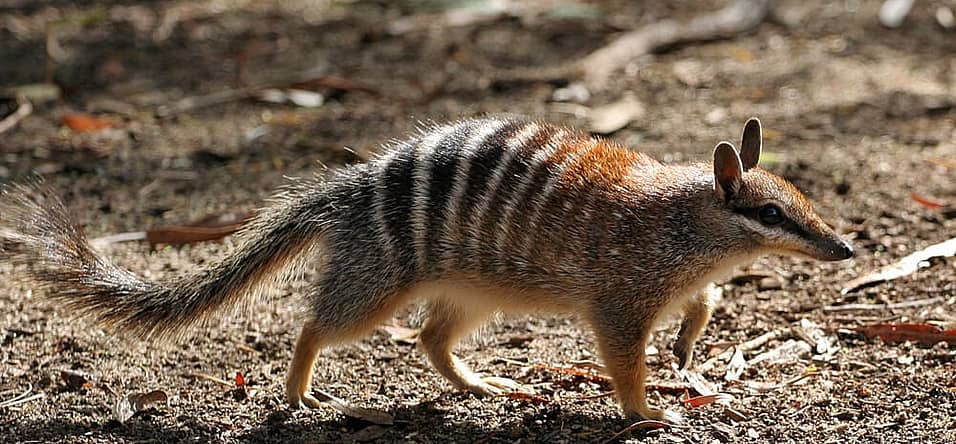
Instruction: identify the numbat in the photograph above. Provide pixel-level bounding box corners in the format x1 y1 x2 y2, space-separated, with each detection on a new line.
0 117 852 423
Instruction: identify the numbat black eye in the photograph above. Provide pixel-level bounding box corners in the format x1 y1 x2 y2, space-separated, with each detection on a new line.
757 204 784 225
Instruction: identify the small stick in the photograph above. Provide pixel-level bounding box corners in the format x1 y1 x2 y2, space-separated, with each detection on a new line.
0 98 33 134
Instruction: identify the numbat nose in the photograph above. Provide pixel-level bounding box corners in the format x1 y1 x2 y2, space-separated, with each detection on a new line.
839 241 854 260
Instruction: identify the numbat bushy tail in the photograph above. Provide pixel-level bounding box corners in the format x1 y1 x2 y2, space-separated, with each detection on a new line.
0 117 853 423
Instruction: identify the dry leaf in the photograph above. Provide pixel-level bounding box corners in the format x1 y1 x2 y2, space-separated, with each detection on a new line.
854 323 956 346
113 390 168 423
842 237 956 294
60 369 92 391
379 324 419 344
749 339 811 366
146 211 254 247
724 347 747 381
310 388 394 425
63 113 114 132
926 157 956 170
588 95 645 135
674 364 719 396
682 392 734 408
911 193 946 210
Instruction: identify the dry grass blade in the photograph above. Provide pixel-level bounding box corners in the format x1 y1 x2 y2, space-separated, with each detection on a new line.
0 97 32 134
842 237 956 294
0 384 44 409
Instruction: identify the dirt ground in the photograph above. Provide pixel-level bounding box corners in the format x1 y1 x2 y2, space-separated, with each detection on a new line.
1 1 955 443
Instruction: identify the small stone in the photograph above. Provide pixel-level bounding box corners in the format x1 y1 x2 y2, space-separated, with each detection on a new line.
758 277 782 291
937 7 955 28
705 108 728 125
879 0 914 28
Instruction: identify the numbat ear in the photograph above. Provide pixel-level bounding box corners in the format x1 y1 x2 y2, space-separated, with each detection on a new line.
739 117 762 171
714 141 743 201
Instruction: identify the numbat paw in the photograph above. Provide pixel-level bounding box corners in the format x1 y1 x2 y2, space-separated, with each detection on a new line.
466 376 524 396
673 340 694 370
287 392 324 410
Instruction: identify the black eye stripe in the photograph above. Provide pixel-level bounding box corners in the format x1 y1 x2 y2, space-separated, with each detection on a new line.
734 205 786 225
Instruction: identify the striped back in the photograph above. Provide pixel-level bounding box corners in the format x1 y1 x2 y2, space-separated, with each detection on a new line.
344 117 656 281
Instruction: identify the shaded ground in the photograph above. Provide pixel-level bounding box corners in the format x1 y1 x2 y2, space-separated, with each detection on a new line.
1 1 955 442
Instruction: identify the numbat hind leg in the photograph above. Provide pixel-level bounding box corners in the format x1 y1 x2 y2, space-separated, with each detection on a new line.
419 300 522 396
286 320 327 409
286 284 413 409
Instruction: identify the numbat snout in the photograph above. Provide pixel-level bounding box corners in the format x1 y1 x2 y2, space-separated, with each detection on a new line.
0 117 853 423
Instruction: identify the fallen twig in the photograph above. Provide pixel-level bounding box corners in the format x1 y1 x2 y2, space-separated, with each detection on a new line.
580 0 770 86
823 296 945 312
842 237 956 294
498 0 770 87
155 66 328 117
0 97 33 134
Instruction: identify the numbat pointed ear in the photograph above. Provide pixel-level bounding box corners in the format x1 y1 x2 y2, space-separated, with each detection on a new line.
714 141 743 201
739 117 762 171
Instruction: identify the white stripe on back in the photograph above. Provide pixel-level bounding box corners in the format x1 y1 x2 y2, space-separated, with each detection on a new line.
371 145 406 260
409 123 462 271
493 128 567 263
465 122 540 255
516 137 597 261
441 119 509 263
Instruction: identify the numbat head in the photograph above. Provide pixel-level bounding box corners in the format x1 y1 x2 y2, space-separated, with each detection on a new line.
0 116 851 425
710 118 853 262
